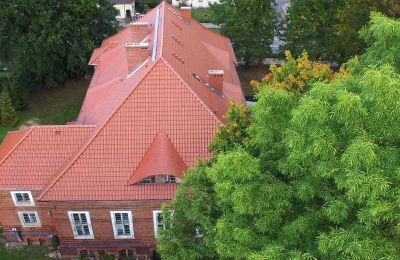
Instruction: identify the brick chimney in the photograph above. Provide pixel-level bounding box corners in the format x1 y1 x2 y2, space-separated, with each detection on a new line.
126 43 150 72
208 70 224 94
181 7 192 21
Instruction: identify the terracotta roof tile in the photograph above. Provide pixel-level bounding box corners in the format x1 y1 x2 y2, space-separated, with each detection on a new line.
128 131 187 184
0 126 95 189
0 2 244 201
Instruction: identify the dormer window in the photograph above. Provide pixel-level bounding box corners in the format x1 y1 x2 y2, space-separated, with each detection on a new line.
138 175 180 184
11 191 34 206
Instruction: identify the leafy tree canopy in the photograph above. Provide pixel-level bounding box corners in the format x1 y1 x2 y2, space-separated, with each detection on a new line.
210 0 277 65
158 14 400 259
0 0 117 89
282 0 400 63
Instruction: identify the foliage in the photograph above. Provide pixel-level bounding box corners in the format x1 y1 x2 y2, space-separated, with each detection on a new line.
135 0 162 13
0 89 18 127
0 0 117 89
49 235 59 250
252 51 337 94
357 12 400 72
282 0 400 63
209 102 251 154
158 15 400 259
0 78 89 142
210 0 277 65
157 162 219 259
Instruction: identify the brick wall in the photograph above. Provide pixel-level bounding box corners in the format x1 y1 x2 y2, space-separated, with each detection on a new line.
53 200 169 258
0 191 169 258
0 190 56 245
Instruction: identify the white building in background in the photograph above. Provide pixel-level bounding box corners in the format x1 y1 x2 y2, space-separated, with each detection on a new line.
172 0 220 8
107 0 135 20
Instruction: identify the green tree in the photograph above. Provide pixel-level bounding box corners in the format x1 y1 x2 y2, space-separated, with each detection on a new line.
159 14 400 259
209 102 251 154
210 0 277 65
282 0 400 63
356 12 400 72
135 0 162 13
157 162 219 259
0 89 18 127
0 0 117 90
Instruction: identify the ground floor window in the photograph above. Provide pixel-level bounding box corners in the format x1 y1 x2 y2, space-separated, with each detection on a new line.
119 249 134 259
80 249 95 259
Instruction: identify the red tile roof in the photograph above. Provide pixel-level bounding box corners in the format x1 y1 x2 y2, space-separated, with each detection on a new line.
128 131 187 185
0 2 244 201
0 126 95 189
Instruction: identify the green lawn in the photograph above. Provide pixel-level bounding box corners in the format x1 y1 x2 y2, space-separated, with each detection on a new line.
0 77 90 142
192 8 216 23
237 65 270 98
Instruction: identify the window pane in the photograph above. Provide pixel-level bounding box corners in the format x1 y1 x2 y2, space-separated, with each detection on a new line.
73 214 80 223
124 224 130 235
23 193 30 202
29 213 37 223
16 193 23 202
76 226 83 236
83 225 90 235
23 214 30 223
115 213 122 224
81 214 88 224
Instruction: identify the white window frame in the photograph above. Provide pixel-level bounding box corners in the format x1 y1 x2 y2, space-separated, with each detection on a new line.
18 211 41 227
153 210 163 238
10 191 35 206
68 211 94 239
153 210 173 238
110 211 134 239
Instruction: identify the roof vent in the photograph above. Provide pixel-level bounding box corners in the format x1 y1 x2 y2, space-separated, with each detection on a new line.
180 7 192 21
172 35 184 47
208 70 224 94
172 52 185 64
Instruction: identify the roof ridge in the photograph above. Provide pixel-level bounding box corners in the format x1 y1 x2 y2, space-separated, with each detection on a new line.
0 127 33 167
38 60 161 201
160 57 223 125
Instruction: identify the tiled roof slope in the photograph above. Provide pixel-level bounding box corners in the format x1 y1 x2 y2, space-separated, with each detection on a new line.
0 2 243 201
0 126 95 189
39 60 220 201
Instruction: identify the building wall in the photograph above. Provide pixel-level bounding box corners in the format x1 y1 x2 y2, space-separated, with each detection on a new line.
113 3 134 19
172 0 220 8
45 200 166 258
0 190 168 258
0 190 56 246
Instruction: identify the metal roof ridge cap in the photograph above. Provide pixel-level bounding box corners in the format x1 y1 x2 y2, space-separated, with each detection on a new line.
0 127 34 167
38 60 161 201
160 57 223 125
151 8 161 61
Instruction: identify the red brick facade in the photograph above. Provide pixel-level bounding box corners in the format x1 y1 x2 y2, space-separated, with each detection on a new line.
0 190 166 258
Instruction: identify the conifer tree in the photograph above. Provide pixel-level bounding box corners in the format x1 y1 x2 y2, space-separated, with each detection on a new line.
0 89 18 127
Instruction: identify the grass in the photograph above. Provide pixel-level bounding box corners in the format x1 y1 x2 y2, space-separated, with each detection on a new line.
0 77 90 142
0 228 51 260
192 8 216 23
237 65 270 98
